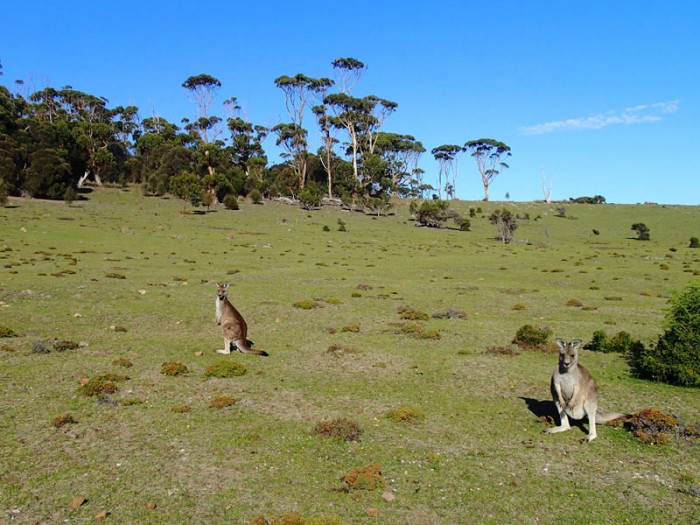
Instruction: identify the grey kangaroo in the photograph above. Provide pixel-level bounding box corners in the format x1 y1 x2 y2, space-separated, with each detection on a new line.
544 338 624 443
215 282 269 357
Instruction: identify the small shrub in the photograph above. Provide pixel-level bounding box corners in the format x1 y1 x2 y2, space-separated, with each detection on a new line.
298 187 322 210
78 375 127 396
690 236 700 248
341 324 360 333
513 324 552 350
223 194 239 210
326 344 359 357
205 360 247 378
356 283 373 290
161 361 189 376
52 414 77 428
418 329 441 340
113 357 133 368
322 225 331 232
249 188 263 205
485 345 520 356
293 299 321 309
386 406 426 423
340 464 385 491
584 330 640 354
209 396 236 409
490 209 518 243
54 340 80 352
511 303 526 311
398 306 429 321
432 308 468 319
105 272 126 279
337 218 347 232
312 418 363 442
171 405 191 413
566 298 583 307
399 322 424 335
120 397 144 406
0 326 18 338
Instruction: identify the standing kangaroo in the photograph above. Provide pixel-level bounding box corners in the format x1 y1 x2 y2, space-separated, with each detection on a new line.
215 282 269 357
544 338 624 443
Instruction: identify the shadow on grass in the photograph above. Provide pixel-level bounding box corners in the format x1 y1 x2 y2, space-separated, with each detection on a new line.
519 396 588 435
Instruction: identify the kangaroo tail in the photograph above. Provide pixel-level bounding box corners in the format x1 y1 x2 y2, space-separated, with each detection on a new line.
235 339 269 357
596 411 628 424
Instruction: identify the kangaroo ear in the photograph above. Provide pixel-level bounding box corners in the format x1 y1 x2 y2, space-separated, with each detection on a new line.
571 339 582 349
555 338 567 349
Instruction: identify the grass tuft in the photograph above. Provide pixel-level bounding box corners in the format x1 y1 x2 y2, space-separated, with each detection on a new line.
205 360 247 378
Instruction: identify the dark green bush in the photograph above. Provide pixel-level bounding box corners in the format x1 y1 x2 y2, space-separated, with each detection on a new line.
223 194 239 210
627 283 700 387
513 324 552 350
412 199 469 230
631 222 650 241
297 187 322 210
585 330 640 354
249 188 263 205
690 236 700 248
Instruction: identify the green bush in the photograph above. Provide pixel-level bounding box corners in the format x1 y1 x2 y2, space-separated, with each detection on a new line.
412 199 469 230
584 330 640 353
298 187 322 210
631 222 650 241
205 360 247 378
223 194 239 210
627 282 700 387
249 188 263 205
513 324 552 350
690 236 700 248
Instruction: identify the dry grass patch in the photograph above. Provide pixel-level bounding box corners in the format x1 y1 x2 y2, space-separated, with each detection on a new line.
209 396 236 409
312 418 363 442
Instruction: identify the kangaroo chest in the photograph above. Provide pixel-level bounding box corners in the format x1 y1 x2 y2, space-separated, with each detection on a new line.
556 370 580 402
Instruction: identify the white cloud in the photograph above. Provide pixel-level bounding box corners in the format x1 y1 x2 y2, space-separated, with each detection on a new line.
519 100 680 135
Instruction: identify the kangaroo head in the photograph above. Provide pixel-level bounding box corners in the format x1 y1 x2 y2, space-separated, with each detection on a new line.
216 282 229 301
556 338 582 370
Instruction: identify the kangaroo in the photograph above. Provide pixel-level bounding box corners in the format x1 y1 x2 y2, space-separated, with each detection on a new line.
215 282 269 357
544 338 624 443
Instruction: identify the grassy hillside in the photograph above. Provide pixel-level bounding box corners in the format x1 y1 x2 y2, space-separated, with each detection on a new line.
1 189 698 524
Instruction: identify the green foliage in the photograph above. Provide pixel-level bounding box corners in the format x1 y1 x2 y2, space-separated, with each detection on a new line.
170 171 202 209
412 199 469 230
627 282 700 387
293 299 321 309
631 222 650 241
298 186 322 210
78 374 128 396
398 305 429 321
513 324 552 350
51 414 77 428
690 236 700 248
205 360 247 378
0 326 18 337
584 330 641 354
386 406 426 423
490 209 518 243
249 188 263 204
223 193 239 210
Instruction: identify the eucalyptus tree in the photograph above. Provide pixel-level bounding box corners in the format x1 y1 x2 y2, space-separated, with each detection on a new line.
182 74 222 144
312 103 338 197
274 74 333 188
374 132 425 196
271 122 308 191
332 57 366 94
431 144 462 199
464 138 511 201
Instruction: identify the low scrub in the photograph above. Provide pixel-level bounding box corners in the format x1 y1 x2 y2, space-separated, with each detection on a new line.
513 324 552 350
312 418 363 442
339 464 385 491
161 361 189 376
205 360 247 378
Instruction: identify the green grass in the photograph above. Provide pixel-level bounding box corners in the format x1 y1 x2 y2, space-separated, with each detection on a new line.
0 189 699 523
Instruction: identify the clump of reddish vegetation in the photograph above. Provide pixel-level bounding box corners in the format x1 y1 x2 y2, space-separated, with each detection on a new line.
171 405 191 413
113 357 133 368
250 513 340 525
386 406 426 423
625 408 698 445
312 418 363 442
339 464 386 491
161 361 189 376
78 374 128 396
209 396 236 409
52 414 77 428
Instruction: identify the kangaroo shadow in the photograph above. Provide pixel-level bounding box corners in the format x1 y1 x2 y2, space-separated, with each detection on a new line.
519 397 587 434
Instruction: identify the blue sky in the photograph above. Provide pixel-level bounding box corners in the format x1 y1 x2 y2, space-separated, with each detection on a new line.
2 0 698 204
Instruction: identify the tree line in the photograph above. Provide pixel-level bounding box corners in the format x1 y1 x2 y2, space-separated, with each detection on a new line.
0 57 511 207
